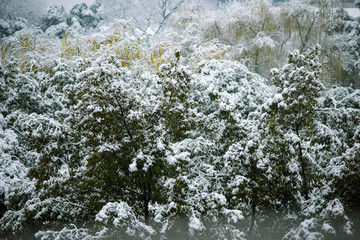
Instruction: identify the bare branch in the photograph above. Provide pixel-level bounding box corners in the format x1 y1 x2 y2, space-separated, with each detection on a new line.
238 23 257 36
291 14 304 49
155 0 185 34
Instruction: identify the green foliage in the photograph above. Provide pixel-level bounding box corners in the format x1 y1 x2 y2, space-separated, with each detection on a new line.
1 2 360 239
262 45 324 205
269 44 323 128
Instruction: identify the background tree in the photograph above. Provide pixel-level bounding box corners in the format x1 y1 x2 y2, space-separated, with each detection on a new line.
102 0 186 33
0 0 47 26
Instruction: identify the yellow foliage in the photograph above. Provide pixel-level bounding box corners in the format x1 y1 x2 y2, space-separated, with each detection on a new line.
1 41 11 63
105 27 122 45
19 35 34 51
61 30 75 58
88 39 100 52
85 22 146 67
149 42 173 70
263 17 276 33
188 41 231 71
0 31 47 74
109 38 143 67
104 21 132 45
1 32 34 62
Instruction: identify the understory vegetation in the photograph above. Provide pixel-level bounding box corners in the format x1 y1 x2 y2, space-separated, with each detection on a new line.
0 0 360 239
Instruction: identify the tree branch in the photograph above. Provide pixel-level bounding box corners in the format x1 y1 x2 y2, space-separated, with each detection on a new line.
238 23 257 36
105 77 133 140
291 14 304 50
315 108 360 112
51 198 92 210
155 0 185 34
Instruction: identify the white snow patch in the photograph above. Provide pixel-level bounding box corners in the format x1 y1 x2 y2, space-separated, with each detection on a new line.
321 222 335 234
325 198 344 216
345 8 360 18
129 159 137 172
189 213 205 232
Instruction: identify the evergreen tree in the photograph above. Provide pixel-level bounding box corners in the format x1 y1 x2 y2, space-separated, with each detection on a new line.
39 52 194 238
263 44 324 203
1 1 360 238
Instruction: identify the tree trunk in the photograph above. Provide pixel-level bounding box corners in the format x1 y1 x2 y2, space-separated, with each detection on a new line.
249 157 258 237
248 202 256 238
144 171 152 225
296 124 309 200
254 49 260 74
298 141 309 200
144 194 149 225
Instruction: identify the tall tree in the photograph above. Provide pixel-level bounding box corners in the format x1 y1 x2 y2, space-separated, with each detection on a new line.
262 44 324 203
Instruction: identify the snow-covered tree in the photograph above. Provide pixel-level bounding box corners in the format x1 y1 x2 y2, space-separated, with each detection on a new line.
263 44 324 201
68 1 103 30
41 2 103 38
1 1 360 239
30 51 194 238
313 86 360 238
260 44 357 239
0 17 28 39
326 9 360 87
0 113 36 239
102 0 186 33
41 5 67 31
0 0 47 26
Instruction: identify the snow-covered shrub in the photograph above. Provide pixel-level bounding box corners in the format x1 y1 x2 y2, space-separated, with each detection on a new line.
0 114 36 238
96 202 155 239
0 17 27 39
35 224 90 240
0 1 359 239
69 2 103 30
42 5 67 32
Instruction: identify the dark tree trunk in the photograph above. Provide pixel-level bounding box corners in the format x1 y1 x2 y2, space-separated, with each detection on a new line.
254 49 260 74
144 171 152 225
248 202 256 237
144 194 149 225
296 124 309 200
248 156 258 237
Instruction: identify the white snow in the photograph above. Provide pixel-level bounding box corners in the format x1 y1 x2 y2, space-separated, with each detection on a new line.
345 8 360 18
189 213 205 232
321 222 335 234
129 159 137 172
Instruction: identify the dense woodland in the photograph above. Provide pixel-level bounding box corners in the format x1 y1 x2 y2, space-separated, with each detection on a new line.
0 0 360 239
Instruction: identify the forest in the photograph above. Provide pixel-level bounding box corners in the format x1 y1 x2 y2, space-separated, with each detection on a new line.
0 0 360 239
